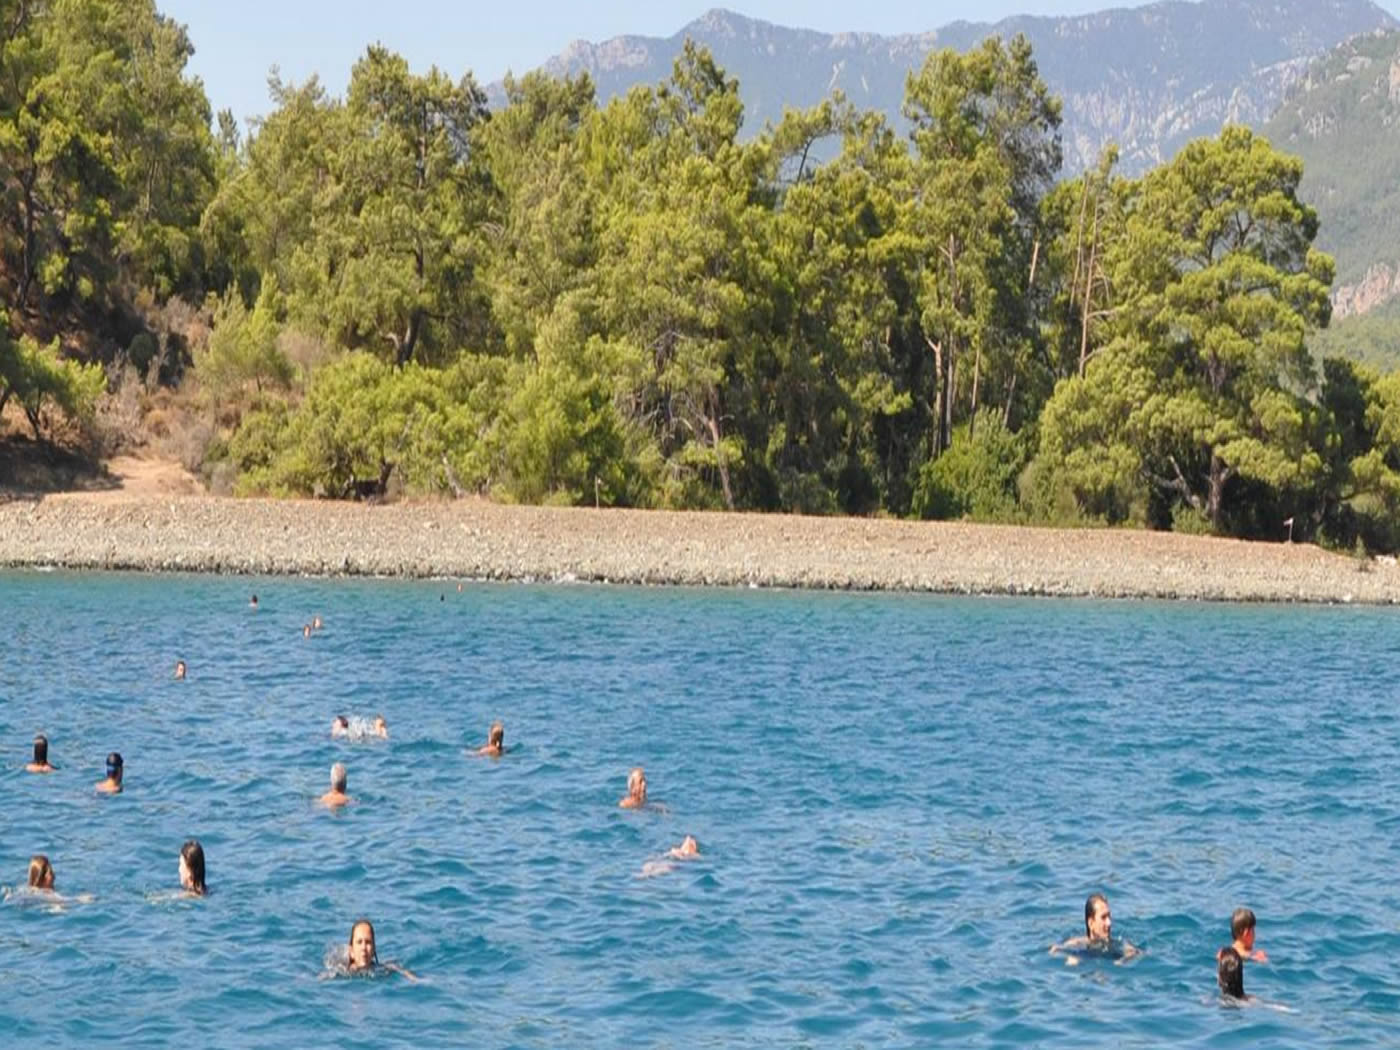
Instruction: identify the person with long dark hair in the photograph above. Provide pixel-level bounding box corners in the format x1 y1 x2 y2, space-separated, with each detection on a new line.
179 840 208 896
25 735 54 774
346 919 416 980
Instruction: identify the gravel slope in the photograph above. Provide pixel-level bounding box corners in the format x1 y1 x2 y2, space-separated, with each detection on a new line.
1 494 1397 604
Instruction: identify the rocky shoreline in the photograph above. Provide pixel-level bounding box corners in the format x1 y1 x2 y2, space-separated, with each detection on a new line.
1 493 1397 605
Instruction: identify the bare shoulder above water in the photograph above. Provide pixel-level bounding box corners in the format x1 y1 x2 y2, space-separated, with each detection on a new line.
2 468 1397 605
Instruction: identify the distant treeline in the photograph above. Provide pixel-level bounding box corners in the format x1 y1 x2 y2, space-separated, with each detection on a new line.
1 1 1398 549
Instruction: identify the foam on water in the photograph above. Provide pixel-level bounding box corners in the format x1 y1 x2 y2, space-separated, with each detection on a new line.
2 572 1399 1046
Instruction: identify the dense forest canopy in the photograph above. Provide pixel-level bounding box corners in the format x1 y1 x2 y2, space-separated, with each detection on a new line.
3 0 1399 551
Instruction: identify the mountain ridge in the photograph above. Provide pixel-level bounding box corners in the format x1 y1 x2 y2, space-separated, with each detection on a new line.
490 0 1397 172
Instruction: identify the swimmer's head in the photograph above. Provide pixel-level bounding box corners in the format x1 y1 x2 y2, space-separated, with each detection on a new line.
180 839 207 895
249 595 258 607
1084 893 1110 941
303 624 311 638
28 854 54 890
627 766 647 804
32 734 48 764
374 714 387 735
1217 946 1244 998
174 660 186 679
1230 907 1256 945
488 721 504 749
330 762 347 793
105 752 123 784
348 919 377 970
332 716 349 733
679 835 699 856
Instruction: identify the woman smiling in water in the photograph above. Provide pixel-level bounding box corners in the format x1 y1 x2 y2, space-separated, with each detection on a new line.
345 919 417 980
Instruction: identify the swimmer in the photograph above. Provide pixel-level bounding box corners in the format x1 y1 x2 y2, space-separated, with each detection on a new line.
302 623 312 639
249 594 258 609
312 615 323 630
28 854 55 891
25 734 55 773
320 762 351 807
1231 907 1269 963
639 836 702 878
174 659 186 680
667 835 700 860
1217 946 1245 999
475 721 505 757
1049 893 1140 965
619 766 647 809
372 715 388 739
331 715 350 738
346 919 417 980
96 752 123 794
179 840 208 896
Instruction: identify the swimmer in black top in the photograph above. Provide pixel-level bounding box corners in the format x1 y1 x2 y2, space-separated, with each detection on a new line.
1217 946 1245 999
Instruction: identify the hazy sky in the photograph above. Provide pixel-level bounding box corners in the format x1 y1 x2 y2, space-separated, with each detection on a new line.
157 0 1400 124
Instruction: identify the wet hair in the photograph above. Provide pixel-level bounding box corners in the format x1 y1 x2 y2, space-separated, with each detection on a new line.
349 918 377 967
28 854 53 889
1230 907 1256 941
32 734 48 764
628 766 646 797
330 762 347 792
333 715 349 730
1084 893 1109 937
1217 946 1245 998
181 839 207 895
106 752 123 780
488 721 504 748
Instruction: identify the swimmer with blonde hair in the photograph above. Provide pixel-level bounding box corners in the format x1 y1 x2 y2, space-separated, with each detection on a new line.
28 854 55 891
179 840 208 896
475 721 505 757
372 715 388 739
346 919 417 980
96 752 123 794
619 767 647 809
174 660 186 680
25 734 55 774
667 835 700 860
320 763 351 807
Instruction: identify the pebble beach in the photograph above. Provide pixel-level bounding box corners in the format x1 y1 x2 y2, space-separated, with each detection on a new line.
1 493 1397 604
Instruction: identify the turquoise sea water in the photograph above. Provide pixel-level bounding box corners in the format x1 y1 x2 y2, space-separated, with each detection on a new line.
2 571 1399 1047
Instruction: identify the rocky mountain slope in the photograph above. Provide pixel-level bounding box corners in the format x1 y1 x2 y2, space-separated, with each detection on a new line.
491 0 1395 172
1265 29 1400 321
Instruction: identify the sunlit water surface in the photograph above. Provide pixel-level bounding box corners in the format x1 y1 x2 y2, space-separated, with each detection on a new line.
2 572 1399 1047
